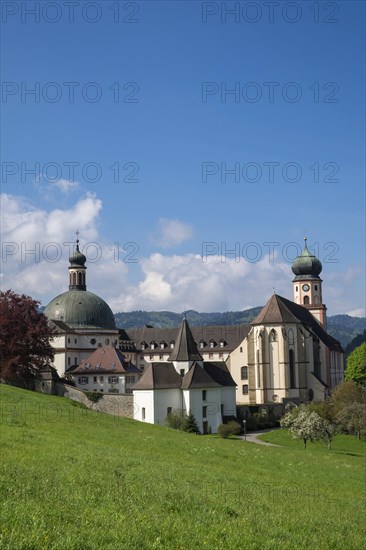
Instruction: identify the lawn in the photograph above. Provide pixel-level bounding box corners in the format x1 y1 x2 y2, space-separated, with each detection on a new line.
0 384 365 550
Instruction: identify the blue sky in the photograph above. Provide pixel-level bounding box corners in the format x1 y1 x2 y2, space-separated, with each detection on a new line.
1 0 365 316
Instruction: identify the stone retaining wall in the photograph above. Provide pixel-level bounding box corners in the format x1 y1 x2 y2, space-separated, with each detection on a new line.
55 383 134 418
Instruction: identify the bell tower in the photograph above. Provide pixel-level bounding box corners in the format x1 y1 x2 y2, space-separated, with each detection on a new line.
68 238 87 291
292 237 327 327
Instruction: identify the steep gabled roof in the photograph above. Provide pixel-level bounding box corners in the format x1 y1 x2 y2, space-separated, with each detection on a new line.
168 318 203 362
252 294 343 352
251 294 300 325
181 362 221 389
133 363 182 390
68 346 140 374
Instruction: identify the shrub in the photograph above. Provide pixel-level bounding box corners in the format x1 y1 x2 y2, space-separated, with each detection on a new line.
85 391 103 403
166 409 186 430
218 421 241 439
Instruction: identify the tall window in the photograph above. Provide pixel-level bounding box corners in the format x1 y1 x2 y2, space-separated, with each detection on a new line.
304 295 309 305
167 407 172 415
202 406 207 418
142 408 145 420
289 349 295 388
241 366 248 380
202 390 207 401
242 384 248 395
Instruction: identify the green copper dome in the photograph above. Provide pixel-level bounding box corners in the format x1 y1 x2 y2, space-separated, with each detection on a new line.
44 290 116 330
292 238 322 279
45 236 116 330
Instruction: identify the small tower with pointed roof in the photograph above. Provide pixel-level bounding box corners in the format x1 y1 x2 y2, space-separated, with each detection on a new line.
292 237 327 327
168 317 203 376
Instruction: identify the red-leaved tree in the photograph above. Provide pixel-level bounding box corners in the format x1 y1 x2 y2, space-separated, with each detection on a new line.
0 290 55 386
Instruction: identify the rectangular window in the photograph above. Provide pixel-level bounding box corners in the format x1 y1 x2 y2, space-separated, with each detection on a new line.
202 406 207 418
126 376 130 383
108 376 118 384
202 390 207 401
241 366 248 380
209 353 214 359
142 407 146 420
180 369 185 376
242 384 249 395
159 355 163 360
130 376 135 383
240 347 243 353
78 376 88 385
93 376 97 383
167 407 172 415
100 376 104 382
219 353 223 359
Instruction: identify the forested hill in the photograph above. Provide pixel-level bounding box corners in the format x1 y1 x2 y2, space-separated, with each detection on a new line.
114 309 366 348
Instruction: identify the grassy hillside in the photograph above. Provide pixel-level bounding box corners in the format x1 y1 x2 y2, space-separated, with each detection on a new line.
1 385 365 550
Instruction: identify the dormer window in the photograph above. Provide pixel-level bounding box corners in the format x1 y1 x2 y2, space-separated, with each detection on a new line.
160 341 166 349
96 362 101 369
209 340 215 349
150 341 156 350
141 342 147 350
170 341 175 349
219 340 225 348
199 340 206 349
111 363 116 369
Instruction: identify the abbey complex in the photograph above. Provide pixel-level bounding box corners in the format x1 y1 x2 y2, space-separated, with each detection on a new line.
44 238 344 434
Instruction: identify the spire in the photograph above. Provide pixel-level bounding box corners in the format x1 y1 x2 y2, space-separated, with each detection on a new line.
168 318 203 362
291 236 322 279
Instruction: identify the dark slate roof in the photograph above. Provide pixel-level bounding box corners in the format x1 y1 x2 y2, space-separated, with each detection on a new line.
203 361 237 387
181 362 221 389
68 346 141 374
133 363 182 390
252 294 343 352
126 324 250 353
168 319 203 362
134 361 235 390
251 294 299 325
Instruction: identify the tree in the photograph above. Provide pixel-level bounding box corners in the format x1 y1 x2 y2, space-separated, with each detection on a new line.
345 343 366 386
182 412 200 434
0 290 55 386
330 380 366 419
281 406 324 449
336 402 366 440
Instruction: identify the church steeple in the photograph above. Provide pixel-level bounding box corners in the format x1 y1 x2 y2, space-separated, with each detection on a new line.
169 317 203 375
68 237 87 291
292 237 326 327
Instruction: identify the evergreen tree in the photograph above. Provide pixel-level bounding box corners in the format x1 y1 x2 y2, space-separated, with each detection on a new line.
183 412 200 434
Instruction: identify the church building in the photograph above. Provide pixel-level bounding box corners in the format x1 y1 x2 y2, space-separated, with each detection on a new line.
44 236 344 428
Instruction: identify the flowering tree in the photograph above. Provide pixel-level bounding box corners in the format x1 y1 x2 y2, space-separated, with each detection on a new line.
281 407 328 449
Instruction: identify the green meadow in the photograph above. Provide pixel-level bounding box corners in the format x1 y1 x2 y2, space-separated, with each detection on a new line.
0 384 365 550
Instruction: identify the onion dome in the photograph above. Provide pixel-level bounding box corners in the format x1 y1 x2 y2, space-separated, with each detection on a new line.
292 237 322 278
69 239 86 267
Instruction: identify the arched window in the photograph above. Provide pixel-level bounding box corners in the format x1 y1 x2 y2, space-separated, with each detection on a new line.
73 272 77 285
78 272 82 285
303 295 309 305
269 329 277 342
288 329 294 345
289 349 295 388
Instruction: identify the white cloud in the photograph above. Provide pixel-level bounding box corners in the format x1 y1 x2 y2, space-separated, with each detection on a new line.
1 193 364 316
34 176 79 199
151 218 194 248
346 308 365 318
